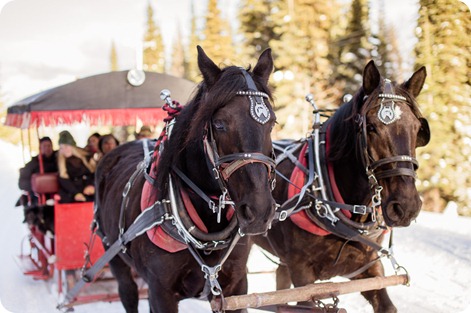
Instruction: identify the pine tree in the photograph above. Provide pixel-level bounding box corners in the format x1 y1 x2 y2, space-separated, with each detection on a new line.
414 0 471 215
238 0 281 63
335 0 373 94
373 1 399 81
186 1 201 82
384 27 404 81
170 25 186 78
143 2 165 73
201 0 234 65
267 0 342 138
110 40 119 71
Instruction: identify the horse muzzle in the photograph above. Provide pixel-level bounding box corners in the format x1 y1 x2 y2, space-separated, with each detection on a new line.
382 194 422 227
236 200 276 235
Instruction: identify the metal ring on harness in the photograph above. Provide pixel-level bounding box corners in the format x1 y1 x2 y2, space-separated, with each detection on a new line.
278 210 288 221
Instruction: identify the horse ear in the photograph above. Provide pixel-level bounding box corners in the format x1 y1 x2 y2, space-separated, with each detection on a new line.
197 45 221 87
417 117 431 147
362 60 381 95
253 48 274 85
403 66 427 98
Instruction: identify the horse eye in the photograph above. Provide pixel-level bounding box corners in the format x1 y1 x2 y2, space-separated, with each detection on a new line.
213 120 226 131
366 124 376 133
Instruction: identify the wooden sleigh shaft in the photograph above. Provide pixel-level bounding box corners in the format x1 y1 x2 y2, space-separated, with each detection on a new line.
211 274 408 312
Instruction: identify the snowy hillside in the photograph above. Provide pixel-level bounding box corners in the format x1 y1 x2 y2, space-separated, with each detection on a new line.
1 140 470 313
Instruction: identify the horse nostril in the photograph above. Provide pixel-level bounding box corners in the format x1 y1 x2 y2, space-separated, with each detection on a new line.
239 204 255 223
391 202 405 220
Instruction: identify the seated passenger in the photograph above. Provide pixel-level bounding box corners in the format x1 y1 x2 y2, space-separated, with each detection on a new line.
85 132 101 154
134 125 153 140
57 131 96 203
18 136 58 207
98 134 119 156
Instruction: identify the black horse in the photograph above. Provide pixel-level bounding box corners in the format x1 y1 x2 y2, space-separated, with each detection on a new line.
253 61 430 313
95 46 277 313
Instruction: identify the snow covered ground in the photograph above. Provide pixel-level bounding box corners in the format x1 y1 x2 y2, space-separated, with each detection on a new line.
1 140 470 313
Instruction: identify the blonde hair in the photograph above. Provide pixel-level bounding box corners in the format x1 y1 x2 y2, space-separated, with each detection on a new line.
58 146 96 179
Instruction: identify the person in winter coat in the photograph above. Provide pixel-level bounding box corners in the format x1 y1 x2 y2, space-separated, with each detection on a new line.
85 132 101 155
57 131 96 203
18 136 58 206
98 134 119 156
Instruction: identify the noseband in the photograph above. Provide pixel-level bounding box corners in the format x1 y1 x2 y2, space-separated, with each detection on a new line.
358 79 420 189
204 69 276 192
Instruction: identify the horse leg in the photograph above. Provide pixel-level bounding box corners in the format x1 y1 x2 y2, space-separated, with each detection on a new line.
355 261 397 313
108 255 139 313
276 264 292 290
289 262 318 307
223 273 248 313
146 281 179 313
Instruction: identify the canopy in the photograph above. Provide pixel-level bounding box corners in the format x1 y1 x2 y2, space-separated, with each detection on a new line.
5 70 196 128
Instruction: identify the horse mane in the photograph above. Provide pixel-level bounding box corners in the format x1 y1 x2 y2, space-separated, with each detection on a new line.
327 79 423 163
155 65 272 191
327 87 365 163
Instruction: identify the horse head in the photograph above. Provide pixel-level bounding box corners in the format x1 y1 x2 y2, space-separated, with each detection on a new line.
358 61 430 227
158 46 277 236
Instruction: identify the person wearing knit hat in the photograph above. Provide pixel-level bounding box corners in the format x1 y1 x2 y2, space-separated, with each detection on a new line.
57 131 96 203
58 130 77 147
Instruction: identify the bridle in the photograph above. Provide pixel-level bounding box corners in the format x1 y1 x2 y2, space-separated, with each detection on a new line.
357 79 422 213
203 69 277 199
169 69 276 297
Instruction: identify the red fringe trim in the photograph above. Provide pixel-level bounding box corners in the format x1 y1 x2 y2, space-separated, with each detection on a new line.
5 108 167 128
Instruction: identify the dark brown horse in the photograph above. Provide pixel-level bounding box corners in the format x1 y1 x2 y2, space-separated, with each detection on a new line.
253 61 430 313
95 46 277 313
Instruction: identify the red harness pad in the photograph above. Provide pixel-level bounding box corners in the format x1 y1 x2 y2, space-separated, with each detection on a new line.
288 135 352 236
141 158 209 253
288 143 331 236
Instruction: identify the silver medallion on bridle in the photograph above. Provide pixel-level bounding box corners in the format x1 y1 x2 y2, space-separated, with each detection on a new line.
236 90 271 124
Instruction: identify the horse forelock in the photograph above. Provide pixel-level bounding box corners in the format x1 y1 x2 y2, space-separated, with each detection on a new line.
363 80 423 118
186 66 273 144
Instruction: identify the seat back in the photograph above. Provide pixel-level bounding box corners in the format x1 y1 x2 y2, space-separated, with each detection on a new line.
31 172 59 195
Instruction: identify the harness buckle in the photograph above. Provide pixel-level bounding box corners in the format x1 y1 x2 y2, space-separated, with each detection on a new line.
315 200 326 218
278 210 288 221
122 181 131 197
212 168 220 180
209 200 217 214
201 264 223 296
367 173 378 187
353 205 368 215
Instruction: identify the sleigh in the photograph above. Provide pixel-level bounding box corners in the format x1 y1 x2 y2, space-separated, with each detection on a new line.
8 70 195 308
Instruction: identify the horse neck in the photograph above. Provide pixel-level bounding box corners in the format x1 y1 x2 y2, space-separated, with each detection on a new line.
331 157 369 205
328 117 370 206
177 143 231 232
179 141 219 193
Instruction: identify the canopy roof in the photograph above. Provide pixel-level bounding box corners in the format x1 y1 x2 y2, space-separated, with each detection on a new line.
5 70 196 128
